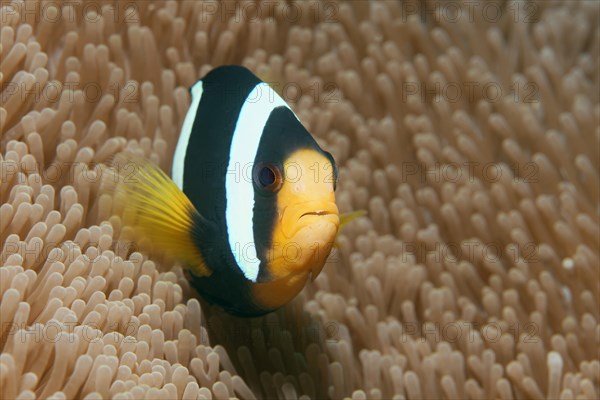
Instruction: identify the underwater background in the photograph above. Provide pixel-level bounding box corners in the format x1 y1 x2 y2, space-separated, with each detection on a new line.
0 1 598 399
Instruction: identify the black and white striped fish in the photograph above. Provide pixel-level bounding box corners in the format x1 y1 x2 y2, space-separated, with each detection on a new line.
113 65 361 316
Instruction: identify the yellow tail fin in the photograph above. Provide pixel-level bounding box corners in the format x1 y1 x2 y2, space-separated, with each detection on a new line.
108 153 211 277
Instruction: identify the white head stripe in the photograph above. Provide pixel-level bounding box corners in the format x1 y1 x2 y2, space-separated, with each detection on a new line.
225 83 293 282
172 81 204 190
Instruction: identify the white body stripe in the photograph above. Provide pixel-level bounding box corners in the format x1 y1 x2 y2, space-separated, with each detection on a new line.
172 81 204 190
226 83 293 282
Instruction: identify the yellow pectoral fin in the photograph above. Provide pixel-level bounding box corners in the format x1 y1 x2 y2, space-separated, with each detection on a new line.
334 209 367 248
340 210 367 229
109 152 211 277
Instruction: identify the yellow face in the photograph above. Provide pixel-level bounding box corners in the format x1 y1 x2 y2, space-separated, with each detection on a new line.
270 148 340 278
252 148 340 309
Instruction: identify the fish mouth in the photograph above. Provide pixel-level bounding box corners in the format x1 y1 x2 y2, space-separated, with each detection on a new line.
279 200 339 244
297 209 340 232
289 202 340 234
268 201 339 280
300 209 336 218
290 211 339 281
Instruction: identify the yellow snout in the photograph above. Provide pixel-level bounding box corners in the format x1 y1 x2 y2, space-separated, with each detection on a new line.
267 149 340 280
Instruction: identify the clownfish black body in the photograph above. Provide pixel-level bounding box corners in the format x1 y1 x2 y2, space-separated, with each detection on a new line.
113 66 346 316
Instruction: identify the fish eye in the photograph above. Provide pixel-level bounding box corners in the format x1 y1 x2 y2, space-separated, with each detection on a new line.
254 163 283 192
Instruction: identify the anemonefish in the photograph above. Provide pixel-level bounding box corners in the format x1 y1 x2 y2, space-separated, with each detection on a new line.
112 65 362 316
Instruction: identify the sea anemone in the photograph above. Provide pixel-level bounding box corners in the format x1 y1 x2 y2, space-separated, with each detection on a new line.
1 0 598 399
